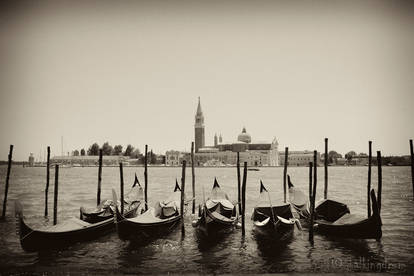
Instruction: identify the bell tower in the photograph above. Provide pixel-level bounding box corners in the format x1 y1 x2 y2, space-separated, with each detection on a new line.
194 97 205 152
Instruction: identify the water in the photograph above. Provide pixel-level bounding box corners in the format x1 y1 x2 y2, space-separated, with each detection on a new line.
0 166 413 274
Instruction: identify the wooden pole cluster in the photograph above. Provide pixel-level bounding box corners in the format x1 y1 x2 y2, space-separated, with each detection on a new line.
97 149 103 206
237 152 241 214
181 160 186 233
241 162 247 236
283 147 288 203
410 139 414 198
53 165 59 225
377 151 382 215
144 145 148 211
367 141 372 217
191 142 195 215
120 162 124 215
2 145 13 219
324 138 328 199
44 146 50 217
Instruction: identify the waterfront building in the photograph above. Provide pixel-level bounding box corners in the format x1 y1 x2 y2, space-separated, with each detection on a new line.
28 153 35 167
279 151 320 166
50 155 129 166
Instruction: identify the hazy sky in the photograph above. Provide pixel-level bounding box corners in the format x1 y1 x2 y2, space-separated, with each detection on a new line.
1 1 413 161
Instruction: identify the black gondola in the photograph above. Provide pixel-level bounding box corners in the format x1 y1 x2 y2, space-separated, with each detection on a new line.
252 181 296 239
315 189 382 239
15 188 142 252
113 180 183 243
287 175 349 223
80 173 142 223
287 175 382 240
193 178 238 237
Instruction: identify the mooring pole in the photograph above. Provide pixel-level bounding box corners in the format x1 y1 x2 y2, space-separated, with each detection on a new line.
308 161 314 241
97 149 103 206
283 147 288 203
324 138 328 199
241 161 247 236
120 162 124 215
237 152 241 214
1 145 13 219
410 139 414 198
310 151 318 243
144 144 148 211
309 161 313 205
367 141 372 217
191 142 195 215
53 164 59 225
44 146 50 217
181 160 186 234
377 151 382 215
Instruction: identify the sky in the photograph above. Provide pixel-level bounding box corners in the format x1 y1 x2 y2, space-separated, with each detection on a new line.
0 1 413 161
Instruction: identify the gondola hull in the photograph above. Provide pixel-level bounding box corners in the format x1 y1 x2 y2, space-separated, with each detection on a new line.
196 207 236 237
115 207 181 243
16 202 140 252
252 204 295 240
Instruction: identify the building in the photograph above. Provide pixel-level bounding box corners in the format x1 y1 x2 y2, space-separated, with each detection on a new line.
166 98 280 166
28 153 35 166
50 155 129 166
279 151 320 166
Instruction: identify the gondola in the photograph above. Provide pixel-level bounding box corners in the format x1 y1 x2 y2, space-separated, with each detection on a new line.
80 173 142 223
15 183 143 252
193 178 238 237
287 175 349 223
252 181 296 239
287 175 382 239
315 189 382 240
113 180 183 243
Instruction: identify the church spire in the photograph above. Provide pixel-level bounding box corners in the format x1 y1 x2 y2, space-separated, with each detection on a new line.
196 96 203 116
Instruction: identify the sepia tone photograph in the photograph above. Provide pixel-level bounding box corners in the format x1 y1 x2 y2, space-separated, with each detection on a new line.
0 0 413 275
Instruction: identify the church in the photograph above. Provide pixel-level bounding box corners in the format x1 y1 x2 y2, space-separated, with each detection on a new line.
188 98 279 166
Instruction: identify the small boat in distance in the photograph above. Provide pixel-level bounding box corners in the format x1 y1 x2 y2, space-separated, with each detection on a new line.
113 180 183 243
248 168 260 171
252 181 297 240
193 178 238 237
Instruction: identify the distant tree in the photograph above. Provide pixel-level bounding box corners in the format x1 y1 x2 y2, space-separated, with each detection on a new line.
102 142 113 156
73 150 80 156
80 149 86 156
124 144 134 157
345 151 357 161
150 150 157 164
87 143 100 156
328 150 342 164
358 152 368 157
113 145 123 156
130 149 141 159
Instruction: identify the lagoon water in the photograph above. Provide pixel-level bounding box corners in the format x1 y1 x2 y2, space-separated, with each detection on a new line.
0 165 413 274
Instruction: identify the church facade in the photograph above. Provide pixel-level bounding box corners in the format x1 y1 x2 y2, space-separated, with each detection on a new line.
188 98 279 166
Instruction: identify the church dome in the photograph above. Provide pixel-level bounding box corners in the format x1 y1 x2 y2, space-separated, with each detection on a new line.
237 127 251 143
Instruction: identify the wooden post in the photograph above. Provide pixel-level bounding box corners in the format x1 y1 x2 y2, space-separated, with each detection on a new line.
191 142 195 215
237 152 241 214
367 141 372 217
283 147 288 203
44 146 50 217
97 149 103 206
241 162 247 236
308 161 313 241
324 138 328 199
120 162 124 215
53 164 59 225
377 151 382 215
410 139 414 198
181 160 186 233
309 161 313 206
309 151 318 242
144 144 148 211
1 145 13 219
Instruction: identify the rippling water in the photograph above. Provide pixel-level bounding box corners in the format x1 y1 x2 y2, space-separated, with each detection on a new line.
0 165 413 274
